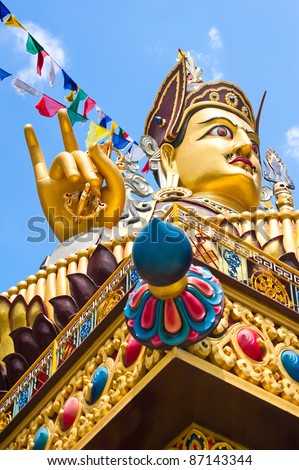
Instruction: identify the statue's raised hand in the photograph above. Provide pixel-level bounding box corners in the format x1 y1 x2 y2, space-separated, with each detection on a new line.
24 109 125 242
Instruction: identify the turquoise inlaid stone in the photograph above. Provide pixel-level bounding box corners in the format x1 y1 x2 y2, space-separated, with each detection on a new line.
33 427 49 450
89 366 109 405
281 350 299 383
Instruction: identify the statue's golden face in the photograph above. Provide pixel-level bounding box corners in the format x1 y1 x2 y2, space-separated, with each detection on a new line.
161 107 262 212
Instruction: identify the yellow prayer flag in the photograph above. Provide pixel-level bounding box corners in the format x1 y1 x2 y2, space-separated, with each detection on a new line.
111 121 118 135
65 89 77 102
86 121 110 148
4 14 26 30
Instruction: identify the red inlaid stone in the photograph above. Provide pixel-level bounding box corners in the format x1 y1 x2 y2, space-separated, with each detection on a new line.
237 328 264 362
124 335 142 367
61 396 80 431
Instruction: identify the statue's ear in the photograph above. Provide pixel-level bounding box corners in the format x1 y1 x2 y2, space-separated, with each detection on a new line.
160 143 179 187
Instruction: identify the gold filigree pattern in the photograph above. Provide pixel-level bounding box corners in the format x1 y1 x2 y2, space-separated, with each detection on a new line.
249 269 292 307
0 411 11 431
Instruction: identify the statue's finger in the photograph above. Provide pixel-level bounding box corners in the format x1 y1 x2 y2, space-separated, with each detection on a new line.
58 109 79 153
88 143 124 192
72 150 104 191
49 152 80 182
24 124 49 181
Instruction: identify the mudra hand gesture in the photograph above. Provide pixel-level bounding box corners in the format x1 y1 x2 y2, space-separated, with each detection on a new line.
24 109 126 242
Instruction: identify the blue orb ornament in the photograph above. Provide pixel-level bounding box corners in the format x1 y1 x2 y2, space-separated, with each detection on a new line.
132 218 193 287
281 350 299 383
33 427 50 450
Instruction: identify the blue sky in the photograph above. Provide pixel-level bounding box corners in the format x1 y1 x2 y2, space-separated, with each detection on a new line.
0 0 299 293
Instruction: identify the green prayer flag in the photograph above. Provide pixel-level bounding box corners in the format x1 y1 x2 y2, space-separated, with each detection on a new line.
67 109 87 126
26 33 44 54
69 89 88 113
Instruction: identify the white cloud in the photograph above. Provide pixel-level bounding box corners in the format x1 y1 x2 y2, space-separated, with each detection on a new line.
189 49 223 82
145 40 165 56
210 65 223 81
5 22 66 86
285 126 299 159
208 27 223 49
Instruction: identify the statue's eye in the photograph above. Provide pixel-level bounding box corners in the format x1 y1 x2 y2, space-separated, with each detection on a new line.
251 141 260 158
208 126 233 139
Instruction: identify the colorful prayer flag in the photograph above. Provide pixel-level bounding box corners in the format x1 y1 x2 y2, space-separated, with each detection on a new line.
86 121 110 148
35 94 65 117
0 2 10 22
69 88 87 113
4 13 26 30
12 78 40 96
112 133 130 150
61 69 77 91
130 142 145 161
0 68 11 81
67 109 87 126
83 97 96 117
96 106 105 122
26 34 44 54
141 161 150 173
48 59 56 87
37 50 49 76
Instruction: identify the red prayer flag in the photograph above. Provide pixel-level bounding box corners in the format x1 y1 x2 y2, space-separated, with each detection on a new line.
37 50 49 76
141 161 150 173
83 97 96 117
35 94 65 117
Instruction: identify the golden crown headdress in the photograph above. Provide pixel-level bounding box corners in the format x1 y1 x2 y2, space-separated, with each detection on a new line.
144 50 265 147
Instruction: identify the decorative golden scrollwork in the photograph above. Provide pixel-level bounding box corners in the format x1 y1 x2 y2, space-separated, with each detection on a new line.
97 288 125 323
0 411 12 431
249 269 292 307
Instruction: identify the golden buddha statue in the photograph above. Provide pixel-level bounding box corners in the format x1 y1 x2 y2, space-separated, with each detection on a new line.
18 49 297 271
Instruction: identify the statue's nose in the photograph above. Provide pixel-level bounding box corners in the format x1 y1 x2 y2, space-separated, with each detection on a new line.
233 129 252 159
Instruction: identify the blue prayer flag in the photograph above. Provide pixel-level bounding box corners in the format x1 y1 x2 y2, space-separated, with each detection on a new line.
0 68 11 81
0 2 10 21
61 69 78 91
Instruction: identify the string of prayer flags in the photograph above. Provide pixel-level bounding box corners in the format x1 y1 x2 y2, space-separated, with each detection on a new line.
0 2 10 21
4 13 26 30
0 67 11 81
35 94 65 117
62 69 77 91
0 4 145 162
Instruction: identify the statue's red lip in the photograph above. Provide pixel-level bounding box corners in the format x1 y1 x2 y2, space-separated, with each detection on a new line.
229 157 253 168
